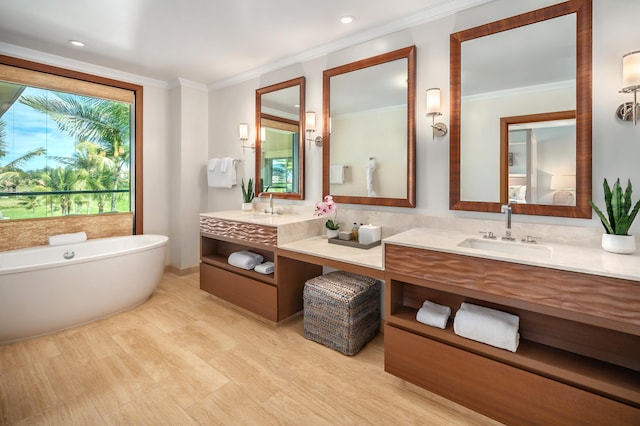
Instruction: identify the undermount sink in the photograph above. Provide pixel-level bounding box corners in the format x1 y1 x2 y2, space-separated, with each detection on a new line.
457 238 552 259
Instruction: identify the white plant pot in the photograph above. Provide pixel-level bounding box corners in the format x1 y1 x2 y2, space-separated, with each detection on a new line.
241 202 253 211
601 233 636 254
326 229 339 239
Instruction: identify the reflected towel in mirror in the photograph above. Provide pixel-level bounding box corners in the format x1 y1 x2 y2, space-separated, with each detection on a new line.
330 164 345 184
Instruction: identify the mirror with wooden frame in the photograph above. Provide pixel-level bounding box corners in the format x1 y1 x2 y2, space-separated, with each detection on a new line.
322 46 416 207
255 77 305 200
450 0 592 218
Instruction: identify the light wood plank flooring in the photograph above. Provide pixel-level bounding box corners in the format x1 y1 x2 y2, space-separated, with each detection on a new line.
1 272 502 425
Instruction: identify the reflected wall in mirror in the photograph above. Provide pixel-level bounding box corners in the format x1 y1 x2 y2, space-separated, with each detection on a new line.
322 46 416 207
255 77 305 200
501 110 576 207
450 0 592 218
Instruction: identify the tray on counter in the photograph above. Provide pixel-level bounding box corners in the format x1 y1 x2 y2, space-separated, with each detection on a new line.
328 237 381 250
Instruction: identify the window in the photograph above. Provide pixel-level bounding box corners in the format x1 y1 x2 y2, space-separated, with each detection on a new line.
0 56 143 232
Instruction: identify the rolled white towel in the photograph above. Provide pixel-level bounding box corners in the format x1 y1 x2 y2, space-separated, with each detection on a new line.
453 302 520 352
228 251 264 270
416 300 451 329
254 261 274 275
48 231 87 246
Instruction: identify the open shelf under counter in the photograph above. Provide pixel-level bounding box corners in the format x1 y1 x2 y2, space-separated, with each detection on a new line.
383 238 640 424
387 306 639 407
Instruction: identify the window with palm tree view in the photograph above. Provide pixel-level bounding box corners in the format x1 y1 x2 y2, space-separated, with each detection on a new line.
0 83 133 220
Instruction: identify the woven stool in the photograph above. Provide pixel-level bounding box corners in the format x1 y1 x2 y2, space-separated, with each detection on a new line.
303 271 381 355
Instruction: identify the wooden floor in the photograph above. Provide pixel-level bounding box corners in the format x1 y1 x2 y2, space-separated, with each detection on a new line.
0 272 502 425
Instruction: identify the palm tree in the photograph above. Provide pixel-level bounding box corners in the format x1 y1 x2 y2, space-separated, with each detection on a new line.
0 120 46 187
19 93 130 212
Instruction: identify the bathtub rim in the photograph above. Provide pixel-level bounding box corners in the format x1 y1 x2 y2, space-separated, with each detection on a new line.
0 234 168 276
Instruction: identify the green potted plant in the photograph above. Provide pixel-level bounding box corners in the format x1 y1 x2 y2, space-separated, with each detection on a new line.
589 178 639 254
241 178 255 211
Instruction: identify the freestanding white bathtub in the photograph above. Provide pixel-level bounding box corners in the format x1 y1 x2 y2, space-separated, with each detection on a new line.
0 234 168 344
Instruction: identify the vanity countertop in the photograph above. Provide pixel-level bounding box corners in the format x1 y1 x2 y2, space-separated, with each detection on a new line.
384 228 640 282
278 236 383 271
201 210 319 227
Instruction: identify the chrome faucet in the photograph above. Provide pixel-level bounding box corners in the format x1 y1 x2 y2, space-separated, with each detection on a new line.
258 192 274 214
501 204 515 241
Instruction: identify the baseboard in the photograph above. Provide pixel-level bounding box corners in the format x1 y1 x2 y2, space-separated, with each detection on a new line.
165 265 199 276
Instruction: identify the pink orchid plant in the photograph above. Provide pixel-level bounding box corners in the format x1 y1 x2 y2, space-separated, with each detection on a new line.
315 195 340 230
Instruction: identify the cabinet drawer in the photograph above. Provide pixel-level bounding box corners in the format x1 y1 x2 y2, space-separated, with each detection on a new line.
200 263 277 322
384 325 639 425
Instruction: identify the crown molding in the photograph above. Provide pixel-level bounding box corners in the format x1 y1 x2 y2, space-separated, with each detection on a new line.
0 42 169 89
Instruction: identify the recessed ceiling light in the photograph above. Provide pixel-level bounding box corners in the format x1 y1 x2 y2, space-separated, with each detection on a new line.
69 40 85 47
340 15 355 24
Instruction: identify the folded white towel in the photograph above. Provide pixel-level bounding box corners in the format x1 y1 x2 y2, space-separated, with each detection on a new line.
228 251 264 270
254 261 274 275
416 300 451 329
48 231 87 246
330 164 344 184
453 303 520 352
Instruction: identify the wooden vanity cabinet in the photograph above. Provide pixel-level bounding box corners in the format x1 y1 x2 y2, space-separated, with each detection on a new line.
199 217 321 323
383 243 640 425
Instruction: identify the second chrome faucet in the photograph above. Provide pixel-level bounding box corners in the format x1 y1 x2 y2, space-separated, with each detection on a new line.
501 204 515 241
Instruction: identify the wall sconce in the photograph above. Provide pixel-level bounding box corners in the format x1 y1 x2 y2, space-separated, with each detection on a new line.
305 112 323 148
239 123 254 154
425 88 448 139
616 51 640 126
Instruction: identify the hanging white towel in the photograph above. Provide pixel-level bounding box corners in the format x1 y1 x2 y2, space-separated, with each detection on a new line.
208 158 219 171
365 158 377 197
207 157 238 188
453 303 520 352
330 164 344 184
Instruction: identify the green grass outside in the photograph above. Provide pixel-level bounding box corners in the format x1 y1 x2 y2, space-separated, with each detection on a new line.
0 195 130 220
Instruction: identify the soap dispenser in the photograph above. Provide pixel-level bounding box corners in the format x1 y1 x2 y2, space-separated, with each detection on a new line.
351 223 359 240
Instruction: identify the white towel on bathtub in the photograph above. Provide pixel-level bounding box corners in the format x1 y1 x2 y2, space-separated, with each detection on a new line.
416 300 451 329
228 251 264 270
453 302 520 352
48 231 87 246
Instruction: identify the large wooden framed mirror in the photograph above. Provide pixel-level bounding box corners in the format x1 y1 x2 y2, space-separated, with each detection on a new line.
255 76 305 200
322 46 416 207
450 0 592 218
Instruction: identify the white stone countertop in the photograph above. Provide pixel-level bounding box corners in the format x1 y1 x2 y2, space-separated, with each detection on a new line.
201 210 318 227
384 228 640 282
278 236 384 271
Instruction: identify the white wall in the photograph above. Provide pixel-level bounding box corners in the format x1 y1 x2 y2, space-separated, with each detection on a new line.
4 0 639 270
168 80 209 269
209 0 640 236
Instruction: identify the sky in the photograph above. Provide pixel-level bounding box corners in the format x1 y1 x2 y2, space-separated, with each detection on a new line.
2 87 82 171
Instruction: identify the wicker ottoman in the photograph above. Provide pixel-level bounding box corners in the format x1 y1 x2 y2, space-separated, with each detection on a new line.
303 271 381 355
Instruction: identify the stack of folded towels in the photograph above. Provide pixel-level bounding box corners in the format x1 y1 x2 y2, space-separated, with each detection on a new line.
227 251 274 275
453 302 520 352
416 299 451 329
228 251 263 270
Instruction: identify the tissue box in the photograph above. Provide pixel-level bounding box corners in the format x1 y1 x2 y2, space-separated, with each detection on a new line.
358 224 381 245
